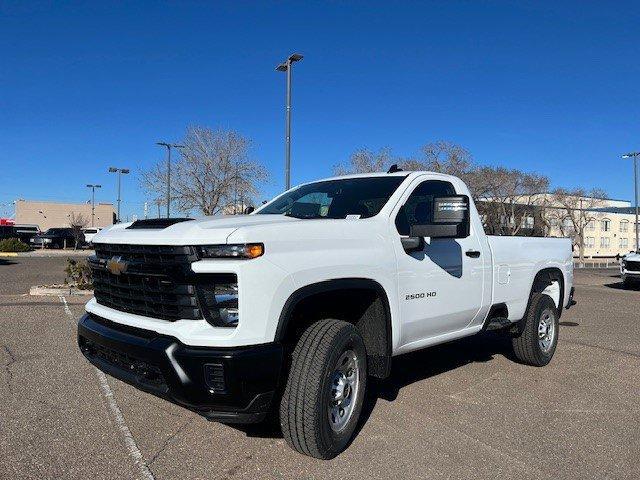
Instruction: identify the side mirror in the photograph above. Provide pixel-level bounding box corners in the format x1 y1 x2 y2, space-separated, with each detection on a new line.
244 206 255 214
410 195 470 239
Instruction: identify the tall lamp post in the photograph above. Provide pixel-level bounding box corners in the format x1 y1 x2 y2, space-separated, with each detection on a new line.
156 142 185 218
108 167 129 223
622 152 640 252
276 53 303 191
86 184 102 227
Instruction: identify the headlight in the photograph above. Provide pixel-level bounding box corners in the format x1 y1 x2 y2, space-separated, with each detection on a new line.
43 238 52 243
198 243 264 259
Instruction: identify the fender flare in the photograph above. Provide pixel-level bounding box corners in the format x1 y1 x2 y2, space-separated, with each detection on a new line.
275 278 393 375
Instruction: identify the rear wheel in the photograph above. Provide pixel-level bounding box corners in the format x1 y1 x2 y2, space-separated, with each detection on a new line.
280 319 367 459
512 293 559 366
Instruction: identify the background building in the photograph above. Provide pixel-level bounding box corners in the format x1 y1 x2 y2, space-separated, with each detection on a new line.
15 200 115 231
479 194 638 258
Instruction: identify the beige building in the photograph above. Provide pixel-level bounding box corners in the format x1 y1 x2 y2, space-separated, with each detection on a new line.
560 208 639 258
15 200 115 231
490 193 638 258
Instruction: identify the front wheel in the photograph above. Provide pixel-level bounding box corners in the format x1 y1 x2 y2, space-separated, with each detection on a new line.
512 293 559 366
280 319 367 459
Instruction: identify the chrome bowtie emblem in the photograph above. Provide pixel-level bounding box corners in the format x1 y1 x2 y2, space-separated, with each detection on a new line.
106 255 128 276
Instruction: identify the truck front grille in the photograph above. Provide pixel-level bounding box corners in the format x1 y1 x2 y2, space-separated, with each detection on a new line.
626 260 640 272
90 243 202 321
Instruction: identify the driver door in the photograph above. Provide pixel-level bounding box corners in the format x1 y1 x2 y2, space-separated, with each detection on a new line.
393 179 484 347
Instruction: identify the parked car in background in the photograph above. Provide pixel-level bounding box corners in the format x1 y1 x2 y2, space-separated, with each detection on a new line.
620 251 640 288
31 228 80 249
82 227 102 245
13 224 41 244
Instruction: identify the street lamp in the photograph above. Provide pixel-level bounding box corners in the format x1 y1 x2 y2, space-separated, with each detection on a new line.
86 184 102 227
156 142 185 218
108 167 130 223
276 52 303 191
622 152 640 252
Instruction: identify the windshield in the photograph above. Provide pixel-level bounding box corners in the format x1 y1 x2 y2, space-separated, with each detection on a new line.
257 176 407 219
45 229 68 235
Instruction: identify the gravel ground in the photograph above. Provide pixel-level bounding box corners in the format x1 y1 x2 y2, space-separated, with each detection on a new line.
0 259 638 479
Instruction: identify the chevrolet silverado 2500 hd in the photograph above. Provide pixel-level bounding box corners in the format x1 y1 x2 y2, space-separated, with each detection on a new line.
78 171 575 459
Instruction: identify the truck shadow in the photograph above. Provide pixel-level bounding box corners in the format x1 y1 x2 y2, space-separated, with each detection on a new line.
604 281 640 291
236 332 513 441
356 332 512 434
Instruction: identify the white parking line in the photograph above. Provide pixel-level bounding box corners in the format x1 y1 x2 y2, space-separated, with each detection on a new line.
59 296 155 480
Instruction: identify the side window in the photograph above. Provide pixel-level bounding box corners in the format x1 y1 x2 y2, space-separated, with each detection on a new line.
395 180 456 235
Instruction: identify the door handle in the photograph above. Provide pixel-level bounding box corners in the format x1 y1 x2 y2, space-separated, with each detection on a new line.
465 250 481 258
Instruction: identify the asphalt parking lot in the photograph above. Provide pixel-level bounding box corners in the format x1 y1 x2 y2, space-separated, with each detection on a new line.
1 257 638 479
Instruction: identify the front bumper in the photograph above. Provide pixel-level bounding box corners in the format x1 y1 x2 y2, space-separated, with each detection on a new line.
78 313 283 423
621 271 640 282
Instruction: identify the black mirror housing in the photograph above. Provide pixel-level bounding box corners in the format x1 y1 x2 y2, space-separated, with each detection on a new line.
409 195 470 239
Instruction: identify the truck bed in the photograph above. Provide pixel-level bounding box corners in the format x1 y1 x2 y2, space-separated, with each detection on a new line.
487 236 573 321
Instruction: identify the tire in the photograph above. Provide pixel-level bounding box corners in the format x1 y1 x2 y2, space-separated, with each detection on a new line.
280 319 367 459
512 293 559 367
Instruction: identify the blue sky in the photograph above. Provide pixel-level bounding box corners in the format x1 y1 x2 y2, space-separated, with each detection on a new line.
1 1 639 219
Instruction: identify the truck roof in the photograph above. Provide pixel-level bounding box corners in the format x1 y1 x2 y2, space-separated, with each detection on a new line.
311 170 458 183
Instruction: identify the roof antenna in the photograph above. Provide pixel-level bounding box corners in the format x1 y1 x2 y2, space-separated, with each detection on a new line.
387 164 403 173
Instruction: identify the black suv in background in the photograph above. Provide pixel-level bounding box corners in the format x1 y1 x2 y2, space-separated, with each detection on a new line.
31 228 81 249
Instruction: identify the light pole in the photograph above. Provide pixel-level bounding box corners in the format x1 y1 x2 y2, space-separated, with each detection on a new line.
276 53 303 191
156 142 185 218
86 184 102 227
108 167 129 223
622 152 640 252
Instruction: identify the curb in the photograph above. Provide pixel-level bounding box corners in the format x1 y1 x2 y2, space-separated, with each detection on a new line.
0 252 19 257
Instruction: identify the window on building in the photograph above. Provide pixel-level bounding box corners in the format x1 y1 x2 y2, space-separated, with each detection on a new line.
601 219 611 231
620 220 629 233
600 237 610 248
585 237 595 248
521 216 534 229
586 220 596 231
620 238 628 248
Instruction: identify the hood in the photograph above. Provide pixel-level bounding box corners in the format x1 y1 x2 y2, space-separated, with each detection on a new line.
93 214 300 245
623 252 640 261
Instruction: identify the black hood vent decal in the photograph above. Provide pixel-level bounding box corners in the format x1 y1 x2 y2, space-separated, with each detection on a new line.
126 218 194 230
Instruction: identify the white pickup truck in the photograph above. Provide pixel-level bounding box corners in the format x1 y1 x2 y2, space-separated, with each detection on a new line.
78 170 575 459
621 251 640 287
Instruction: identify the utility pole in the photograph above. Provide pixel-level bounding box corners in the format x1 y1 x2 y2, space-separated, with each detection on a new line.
108 167 130 223
276 53 303 191
156 142 185 218
86 184 102 227
622 152 640 252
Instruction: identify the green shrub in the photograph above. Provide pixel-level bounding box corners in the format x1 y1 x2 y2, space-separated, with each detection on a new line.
64 258 93 289
0 238 31 252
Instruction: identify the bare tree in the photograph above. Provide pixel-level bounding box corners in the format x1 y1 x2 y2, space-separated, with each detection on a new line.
399 141 493 199
544 188 608 261
141 126 269 216
476 168 550 236
333 147 395 175
68 212 88 249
